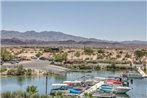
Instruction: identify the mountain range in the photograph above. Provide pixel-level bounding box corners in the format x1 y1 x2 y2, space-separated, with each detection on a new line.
1 30 101 42
1 30 147 48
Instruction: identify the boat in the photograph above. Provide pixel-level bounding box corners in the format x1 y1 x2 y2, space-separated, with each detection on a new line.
63 81 74 84
50 84 68 95
113 86 131 94
99 85 113 93
122 73 143 79
68 88 81 94
106 79 122 84
94 77 106 81
100 85 113 89
98 84 131 94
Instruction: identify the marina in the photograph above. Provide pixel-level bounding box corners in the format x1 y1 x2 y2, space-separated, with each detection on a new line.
1 70 147 98
1 1 147 98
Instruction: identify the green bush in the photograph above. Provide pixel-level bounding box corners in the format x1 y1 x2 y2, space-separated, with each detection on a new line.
35 52 42 57
0 67 7 72
54 53 67 62
26 85 38 95
0 48 14 61
84 47 94 54
1 91 51 98
7 68 17 75
97 49 105 54
16 65 25 75
25 69 32 75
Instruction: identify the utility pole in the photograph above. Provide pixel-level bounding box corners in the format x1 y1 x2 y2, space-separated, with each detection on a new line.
45 73 48 95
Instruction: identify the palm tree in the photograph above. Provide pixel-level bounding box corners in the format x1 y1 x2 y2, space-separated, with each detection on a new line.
84 93 93 98
26 85 38 95
55 91 63 98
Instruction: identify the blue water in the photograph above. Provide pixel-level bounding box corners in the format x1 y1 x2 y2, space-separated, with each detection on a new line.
1 70 147 98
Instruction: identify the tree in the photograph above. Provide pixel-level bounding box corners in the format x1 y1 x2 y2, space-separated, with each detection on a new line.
26 85 38 95
16 64 24 75
75 51 80 57
84 93 92 98
84 47 93 54
35 52 42 57
134 50 145 60
44 48 52 52
125 53 131 58
116 54 121 58
25 69 32 75
55 91 63 97
0 48 14 61
111 61 116 69
97 49 105 54
54 53 67 62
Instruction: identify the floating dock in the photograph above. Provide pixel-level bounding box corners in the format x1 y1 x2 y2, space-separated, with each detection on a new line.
79 81 104 97
137 67 147 78
93 92 116 98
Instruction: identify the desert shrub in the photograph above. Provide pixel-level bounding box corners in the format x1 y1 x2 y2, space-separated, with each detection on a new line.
7 68 17 75
35 52 42 57
54 53 67 62
1 48 14 61
97 49 105 54
134 49 146 60
74 51 80 57
0 67 7 72
25 69 32 75
84 47 94 54
16 65 25 75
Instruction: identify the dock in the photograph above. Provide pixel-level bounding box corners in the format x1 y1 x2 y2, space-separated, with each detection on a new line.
93 93 116 98
79 81 104 97
137 67 147 78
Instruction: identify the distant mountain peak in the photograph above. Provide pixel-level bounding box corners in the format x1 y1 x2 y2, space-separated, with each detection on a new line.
1 30 102 42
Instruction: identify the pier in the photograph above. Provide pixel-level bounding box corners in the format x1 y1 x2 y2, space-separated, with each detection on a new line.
79 81 104 97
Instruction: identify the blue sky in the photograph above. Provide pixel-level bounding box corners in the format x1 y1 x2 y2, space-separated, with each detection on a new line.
1 1 146 41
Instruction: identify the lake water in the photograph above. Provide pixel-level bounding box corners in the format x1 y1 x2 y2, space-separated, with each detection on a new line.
1 70 147 98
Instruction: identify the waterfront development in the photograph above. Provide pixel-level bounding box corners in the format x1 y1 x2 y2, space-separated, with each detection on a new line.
1 47 147 98
1 1 147 98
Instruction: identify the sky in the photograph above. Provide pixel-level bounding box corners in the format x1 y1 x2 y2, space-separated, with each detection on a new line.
1 1 146 41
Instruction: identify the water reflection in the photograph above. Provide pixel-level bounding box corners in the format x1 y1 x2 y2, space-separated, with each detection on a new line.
16 76 25 86
116 94 130 98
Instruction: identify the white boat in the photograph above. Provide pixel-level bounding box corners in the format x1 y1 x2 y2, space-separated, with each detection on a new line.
122 72 143 79
94 77 106 81
113 86 131 94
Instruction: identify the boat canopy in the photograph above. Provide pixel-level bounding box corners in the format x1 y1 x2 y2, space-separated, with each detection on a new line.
72 80 82 83
51 84 68 86
63 81 74 84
